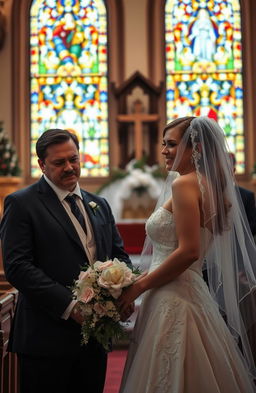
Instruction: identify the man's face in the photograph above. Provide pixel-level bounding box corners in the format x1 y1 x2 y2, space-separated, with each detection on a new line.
38 139 81 191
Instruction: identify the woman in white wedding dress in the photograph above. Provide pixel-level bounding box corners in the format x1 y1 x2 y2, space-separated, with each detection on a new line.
118 116 256 393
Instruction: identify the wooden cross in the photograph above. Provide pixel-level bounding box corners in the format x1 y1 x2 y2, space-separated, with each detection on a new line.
117 100 159 160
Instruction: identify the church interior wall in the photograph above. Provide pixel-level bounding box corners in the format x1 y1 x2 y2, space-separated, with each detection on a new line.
123 0 148 79
0 0 255 193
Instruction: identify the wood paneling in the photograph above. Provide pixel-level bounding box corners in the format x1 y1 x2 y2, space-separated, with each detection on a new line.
0 289 19 393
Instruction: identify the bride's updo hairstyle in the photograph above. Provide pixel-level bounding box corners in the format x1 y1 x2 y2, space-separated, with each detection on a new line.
163 116 195 141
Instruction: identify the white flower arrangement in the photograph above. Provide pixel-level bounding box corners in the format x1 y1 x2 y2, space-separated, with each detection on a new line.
98 158 165 197
88 201 100 215
72 258 140 351
120 166 161 199
97 159 166 220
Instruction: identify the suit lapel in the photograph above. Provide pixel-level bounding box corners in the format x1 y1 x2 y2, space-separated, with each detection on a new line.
37 177 85 251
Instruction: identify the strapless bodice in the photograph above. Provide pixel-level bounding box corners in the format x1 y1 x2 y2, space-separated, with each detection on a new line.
146 207 211 277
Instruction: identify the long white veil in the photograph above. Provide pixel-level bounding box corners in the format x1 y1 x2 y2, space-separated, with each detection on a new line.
140 116 256 380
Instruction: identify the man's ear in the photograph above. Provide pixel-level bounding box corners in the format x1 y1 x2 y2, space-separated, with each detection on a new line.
38 159 45 172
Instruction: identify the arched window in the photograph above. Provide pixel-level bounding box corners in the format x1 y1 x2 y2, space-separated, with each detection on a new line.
165 1 245 173
30 0 109 177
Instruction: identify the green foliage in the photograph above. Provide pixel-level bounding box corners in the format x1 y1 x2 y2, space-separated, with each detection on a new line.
151 165 166 178
0 122 21 176
132 156 147 169
131 265 142 275
251 163 256 175
80 310 127 352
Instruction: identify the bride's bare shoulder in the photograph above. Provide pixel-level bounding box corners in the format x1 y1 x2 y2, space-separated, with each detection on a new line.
172 172 199 191
171 173 201 204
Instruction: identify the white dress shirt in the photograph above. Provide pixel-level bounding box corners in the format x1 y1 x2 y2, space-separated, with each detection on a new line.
43 175 96 319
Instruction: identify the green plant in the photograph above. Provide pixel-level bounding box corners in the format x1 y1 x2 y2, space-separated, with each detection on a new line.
251 163 256 176
0 121 21 176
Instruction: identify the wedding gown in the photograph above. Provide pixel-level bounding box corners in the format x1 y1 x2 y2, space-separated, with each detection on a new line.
119 207 255 393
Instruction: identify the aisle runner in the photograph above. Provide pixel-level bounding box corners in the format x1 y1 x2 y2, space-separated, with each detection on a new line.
104 350 127 393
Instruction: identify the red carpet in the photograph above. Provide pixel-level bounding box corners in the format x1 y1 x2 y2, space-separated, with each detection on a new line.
104 350 127 393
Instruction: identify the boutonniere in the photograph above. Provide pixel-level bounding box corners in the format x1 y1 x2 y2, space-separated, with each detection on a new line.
88 201 100 215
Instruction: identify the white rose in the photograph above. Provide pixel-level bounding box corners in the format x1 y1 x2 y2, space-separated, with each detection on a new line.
75 268 97 300
97 259 134 299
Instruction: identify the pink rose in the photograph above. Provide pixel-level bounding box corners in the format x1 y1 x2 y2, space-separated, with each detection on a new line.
94 260 114 271
79 287 95 303
77 267 96 286
78 270 90 281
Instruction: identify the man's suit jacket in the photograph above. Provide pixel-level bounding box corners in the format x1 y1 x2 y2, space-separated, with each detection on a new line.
0 177 131 356
238 186 256 236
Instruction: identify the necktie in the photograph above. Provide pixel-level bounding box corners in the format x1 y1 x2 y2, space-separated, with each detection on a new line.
65 195 87 234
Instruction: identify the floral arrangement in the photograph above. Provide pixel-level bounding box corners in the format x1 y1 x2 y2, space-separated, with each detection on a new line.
72 258 140 351
0 121 21 176
97 157 165 197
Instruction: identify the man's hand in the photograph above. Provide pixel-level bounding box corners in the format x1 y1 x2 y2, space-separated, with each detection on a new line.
70 303 84 325
120 302 135 322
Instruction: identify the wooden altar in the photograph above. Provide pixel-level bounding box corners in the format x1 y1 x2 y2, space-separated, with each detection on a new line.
113 71 162 168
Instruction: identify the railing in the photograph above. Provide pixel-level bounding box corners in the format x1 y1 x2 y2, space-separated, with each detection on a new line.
0 288 19 393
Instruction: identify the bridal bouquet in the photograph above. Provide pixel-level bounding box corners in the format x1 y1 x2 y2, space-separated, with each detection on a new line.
72 258 140 351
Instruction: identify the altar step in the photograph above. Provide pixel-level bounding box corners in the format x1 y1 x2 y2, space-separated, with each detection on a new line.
117 222 146 255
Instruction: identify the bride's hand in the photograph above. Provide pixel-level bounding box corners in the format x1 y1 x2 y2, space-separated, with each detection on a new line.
118 281 143 313
120 302 135 322
133 271 147 282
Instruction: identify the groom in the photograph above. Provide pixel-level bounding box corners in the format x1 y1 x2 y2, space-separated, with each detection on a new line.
0 129 132 393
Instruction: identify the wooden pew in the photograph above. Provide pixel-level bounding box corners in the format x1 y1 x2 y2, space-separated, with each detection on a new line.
0 289 19 393
0 272 12 296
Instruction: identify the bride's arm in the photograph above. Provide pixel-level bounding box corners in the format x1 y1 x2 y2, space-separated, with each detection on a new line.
118 175 201 310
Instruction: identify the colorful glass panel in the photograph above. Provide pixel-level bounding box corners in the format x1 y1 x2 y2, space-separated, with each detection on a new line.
165 0 244 173
30 0 109 177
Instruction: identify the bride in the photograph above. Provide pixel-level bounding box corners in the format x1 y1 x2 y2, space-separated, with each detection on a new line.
118 116 256 392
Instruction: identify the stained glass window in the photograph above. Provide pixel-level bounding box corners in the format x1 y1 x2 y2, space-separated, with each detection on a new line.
30 0 109 177
165 0 244 173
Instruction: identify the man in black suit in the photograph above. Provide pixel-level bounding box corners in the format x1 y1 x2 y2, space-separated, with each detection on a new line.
0 129 132 393
237 186 256 237
229 152 256 236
